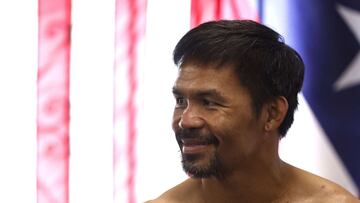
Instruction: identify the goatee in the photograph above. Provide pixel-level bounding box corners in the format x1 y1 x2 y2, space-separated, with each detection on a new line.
176 128 223 178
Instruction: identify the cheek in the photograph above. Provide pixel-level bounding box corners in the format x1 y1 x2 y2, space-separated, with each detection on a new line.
207 118 233 148
212 116 252 150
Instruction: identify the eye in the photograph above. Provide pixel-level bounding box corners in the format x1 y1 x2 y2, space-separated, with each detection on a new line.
175 97 187 108
203 99 217 107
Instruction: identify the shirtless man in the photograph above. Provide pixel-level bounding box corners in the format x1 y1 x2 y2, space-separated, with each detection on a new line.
147 20 360 203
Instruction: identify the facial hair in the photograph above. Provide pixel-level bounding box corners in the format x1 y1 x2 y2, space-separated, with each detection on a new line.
175 128 223 179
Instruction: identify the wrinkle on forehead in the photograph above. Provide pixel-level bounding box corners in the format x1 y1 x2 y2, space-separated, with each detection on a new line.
176 64 239 89
174 64 250 103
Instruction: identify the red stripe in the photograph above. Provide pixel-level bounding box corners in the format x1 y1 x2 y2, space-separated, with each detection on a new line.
125 0 138 200
191 0 201 27
191 0 212 27
37 1 71 203
114 0 147 202
230 0 241 19
191 0 259 28
215 0 222 20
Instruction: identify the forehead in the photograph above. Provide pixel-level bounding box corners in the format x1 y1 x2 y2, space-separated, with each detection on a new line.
174 63 247 96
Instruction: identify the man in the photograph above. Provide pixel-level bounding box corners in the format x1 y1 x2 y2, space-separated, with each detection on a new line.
147 20 360 202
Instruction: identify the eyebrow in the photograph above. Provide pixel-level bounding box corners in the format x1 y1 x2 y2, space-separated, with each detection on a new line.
172 87 182 95
172 87 227 102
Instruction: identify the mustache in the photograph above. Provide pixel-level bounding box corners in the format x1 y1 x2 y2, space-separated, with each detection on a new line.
176 128 219 145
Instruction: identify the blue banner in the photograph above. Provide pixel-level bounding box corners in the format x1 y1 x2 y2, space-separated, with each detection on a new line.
286 0 360 193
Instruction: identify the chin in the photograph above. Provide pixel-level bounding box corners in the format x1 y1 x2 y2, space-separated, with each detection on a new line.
181 152 223 179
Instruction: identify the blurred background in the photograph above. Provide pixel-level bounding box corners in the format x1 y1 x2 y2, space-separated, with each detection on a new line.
0 0 359 202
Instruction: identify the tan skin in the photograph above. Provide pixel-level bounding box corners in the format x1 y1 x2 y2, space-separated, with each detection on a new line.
146 63 360 203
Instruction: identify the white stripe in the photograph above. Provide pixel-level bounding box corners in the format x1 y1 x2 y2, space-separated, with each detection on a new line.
0 0 37 202
69 0 115 202
135 0 191 202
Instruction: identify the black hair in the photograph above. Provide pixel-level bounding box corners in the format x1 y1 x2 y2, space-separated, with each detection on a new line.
173 20 304 137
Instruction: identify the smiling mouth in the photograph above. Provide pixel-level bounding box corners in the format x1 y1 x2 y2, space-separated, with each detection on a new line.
181 139 212 154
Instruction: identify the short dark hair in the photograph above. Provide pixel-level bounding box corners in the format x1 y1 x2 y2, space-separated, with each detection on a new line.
173 20 304 137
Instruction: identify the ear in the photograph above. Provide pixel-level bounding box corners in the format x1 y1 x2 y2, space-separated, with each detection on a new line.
264 96 288 132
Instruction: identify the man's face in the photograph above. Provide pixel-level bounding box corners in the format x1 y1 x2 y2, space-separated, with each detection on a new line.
172 63 266 178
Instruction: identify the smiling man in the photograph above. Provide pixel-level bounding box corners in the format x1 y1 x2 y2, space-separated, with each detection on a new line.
147 20 360 203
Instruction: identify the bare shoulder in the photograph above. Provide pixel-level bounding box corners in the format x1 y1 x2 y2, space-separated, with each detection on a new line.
144 195 178 203
144 179 199 203
312 180 360 203
144 198 170 203
289 164 360 203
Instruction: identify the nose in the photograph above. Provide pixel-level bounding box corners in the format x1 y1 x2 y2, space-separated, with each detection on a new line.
178 105 205 129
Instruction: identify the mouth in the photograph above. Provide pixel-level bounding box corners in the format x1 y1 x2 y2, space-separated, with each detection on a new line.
181 138 212 154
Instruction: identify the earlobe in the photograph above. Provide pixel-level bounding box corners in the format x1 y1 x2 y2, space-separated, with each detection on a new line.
264 120 273 131
264 96 288 132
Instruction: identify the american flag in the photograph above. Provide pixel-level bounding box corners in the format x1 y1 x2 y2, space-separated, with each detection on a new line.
0 0 358 202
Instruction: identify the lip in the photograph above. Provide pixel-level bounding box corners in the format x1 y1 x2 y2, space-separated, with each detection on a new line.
181 139 210 154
